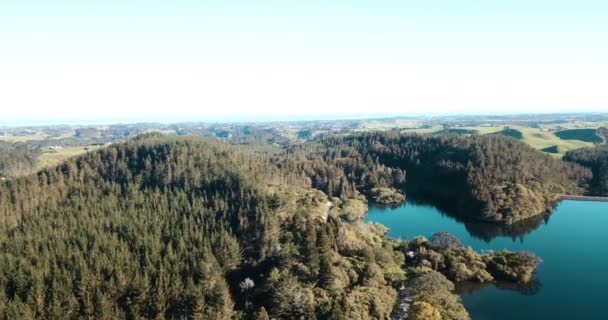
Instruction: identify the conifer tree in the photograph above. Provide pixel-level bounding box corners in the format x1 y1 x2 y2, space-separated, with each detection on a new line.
255 306 271 320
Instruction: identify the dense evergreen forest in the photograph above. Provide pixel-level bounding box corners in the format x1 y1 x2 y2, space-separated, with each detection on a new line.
564 145 608 196
0 142 40 179
0 135 402 319
282 132 590 223
0 132 579 319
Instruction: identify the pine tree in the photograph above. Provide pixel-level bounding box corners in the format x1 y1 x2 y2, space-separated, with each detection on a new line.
330 296 349 320
317 227 334 290
190 294 206 320
305 219 319 276
255 306 271 320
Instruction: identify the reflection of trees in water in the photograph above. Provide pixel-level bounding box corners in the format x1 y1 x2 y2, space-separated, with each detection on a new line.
456 277 542 296
403 186 552 242
463 215 549 242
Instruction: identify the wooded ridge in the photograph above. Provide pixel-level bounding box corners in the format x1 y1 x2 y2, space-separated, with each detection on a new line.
0 133 587 319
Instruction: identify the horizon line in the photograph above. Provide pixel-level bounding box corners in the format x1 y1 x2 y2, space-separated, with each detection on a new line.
2 111 608 128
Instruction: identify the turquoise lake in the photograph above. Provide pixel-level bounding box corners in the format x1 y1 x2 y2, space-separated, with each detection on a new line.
365 200 608 320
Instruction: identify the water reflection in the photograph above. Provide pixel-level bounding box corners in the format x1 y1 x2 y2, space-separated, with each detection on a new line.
367 200 608 320
456 277 543 296
397 190 551 242
463 214 550 242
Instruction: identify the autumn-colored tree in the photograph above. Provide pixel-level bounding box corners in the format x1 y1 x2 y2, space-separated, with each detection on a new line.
410 301 442 320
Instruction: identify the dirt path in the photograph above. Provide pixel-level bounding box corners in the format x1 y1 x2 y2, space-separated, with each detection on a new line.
392 285 413 320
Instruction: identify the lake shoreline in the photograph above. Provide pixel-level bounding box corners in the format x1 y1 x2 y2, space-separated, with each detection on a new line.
366 200 608 320
558 194 608 202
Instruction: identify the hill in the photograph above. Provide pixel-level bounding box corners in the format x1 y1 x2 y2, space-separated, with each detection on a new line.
0 134 548 319
564 145 608 196
492 128 523 140
555 129 603 143
0 141 40 179
506 127 593 157
287 132 590 224
435 128 479 135
0 135 405 319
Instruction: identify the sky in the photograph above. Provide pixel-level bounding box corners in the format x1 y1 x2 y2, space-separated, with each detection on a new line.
1 0 607 124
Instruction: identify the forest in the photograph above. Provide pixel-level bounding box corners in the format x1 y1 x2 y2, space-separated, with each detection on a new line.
564 145 608 196
0 132 593 319
0 141 40 179
281 131 591 223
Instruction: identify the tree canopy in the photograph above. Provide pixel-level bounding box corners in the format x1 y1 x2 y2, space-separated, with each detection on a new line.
0 132 562 319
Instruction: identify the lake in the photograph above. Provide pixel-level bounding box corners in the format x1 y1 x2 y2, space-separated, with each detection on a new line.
365 200 608 320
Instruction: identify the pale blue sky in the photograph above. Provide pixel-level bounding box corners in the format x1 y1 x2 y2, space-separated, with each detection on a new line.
1 0 607 124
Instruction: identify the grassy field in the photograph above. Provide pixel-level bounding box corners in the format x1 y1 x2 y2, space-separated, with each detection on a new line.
398 125 595 157
36 146 101 170
540 121 608 131
458 126 504 134
400 126 444 134
400 125 509 135
491 128 524 140
362 119 424 130
0 134 48 142
443 128 479 134
0 131 74 142
502 126 594 156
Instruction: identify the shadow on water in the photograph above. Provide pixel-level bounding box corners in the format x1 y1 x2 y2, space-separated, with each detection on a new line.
455 277 543 296
462 214 550 243
399 186 552 242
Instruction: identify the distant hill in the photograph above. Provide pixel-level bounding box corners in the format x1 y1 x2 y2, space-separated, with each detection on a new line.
441 128 479 135
541 145 560 154
492 128 524 140
555 129 603 143
564 145 608 196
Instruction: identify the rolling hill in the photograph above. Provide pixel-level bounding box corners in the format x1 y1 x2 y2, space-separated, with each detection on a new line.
555 129 603 143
